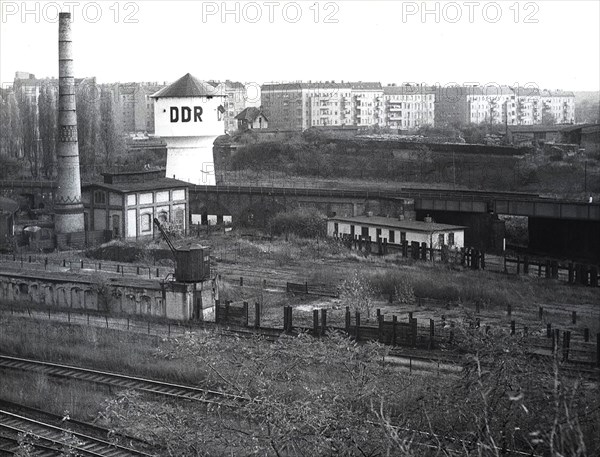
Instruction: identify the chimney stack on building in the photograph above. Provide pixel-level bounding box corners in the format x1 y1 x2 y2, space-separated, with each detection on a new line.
55 12 84 233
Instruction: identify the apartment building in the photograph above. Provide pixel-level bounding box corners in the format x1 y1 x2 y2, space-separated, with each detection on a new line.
261 81 384 130
467 86 517 126
260 83 305 130
436 85 575 127
305 82 353 128
383 85 435 130
351 82 384 127
541 89 575 125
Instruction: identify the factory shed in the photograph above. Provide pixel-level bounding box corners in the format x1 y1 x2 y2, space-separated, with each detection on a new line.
327 215 466 249
82 171 190 239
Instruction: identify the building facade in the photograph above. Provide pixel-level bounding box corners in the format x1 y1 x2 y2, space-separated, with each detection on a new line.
235 107 268 130
82 171 189 239
383 85 435 130
261 81 384 130
327 215 465 249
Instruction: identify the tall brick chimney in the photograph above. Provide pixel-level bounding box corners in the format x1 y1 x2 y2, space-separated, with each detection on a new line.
55 12 84 233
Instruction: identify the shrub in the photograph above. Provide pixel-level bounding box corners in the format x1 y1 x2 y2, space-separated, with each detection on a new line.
269 208 327 239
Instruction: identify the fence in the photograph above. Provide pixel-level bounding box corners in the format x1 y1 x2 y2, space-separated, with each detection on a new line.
286 282 339 298
2 300 599 368
212 300 600 367
0 253 169 280
335 234 599 288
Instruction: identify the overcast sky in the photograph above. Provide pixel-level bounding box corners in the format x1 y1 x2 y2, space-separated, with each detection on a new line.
1 0 599 93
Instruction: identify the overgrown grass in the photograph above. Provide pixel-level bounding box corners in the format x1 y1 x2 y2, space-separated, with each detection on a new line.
365 264 600 311
0 370 110 421
0 317 208 387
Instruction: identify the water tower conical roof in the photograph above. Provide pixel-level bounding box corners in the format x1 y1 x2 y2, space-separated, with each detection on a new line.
151 73 224 98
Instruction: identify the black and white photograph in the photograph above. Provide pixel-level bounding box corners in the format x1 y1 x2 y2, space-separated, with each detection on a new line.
0 0 599 455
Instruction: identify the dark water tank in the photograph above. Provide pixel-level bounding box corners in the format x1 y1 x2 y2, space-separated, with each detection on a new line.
174 246 210 282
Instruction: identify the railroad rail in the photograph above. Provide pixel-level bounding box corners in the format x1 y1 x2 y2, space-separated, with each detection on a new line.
0 355 249 406
0 409 153 456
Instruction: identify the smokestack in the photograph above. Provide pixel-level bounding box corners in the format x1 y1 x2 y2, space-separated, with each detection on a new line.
55 12 84 233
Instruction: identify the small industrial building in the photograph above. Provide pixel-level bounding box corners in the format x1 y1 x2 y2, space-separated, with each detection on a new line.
235 107 268 131
327 215 466 249
82 170 190 239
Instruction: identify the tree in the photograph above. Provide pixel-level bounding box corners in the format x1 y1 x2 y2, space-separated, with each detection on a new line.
542 102 556 126
76 79 101 176
38 83 57 178
18 94 40 177
340 269 375 319
99 88 124 168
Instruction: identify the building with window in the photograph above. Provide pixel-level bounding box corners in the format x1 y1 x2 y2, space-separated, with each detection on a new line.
82 171 189 239
327 215 465 249
383 85 435 130
261 81 383 130
235 107 268 131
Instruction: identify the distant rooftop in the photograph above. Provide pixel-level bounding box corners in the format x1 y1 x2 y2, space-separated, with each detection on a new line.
235 107 267 122
151 73 226 98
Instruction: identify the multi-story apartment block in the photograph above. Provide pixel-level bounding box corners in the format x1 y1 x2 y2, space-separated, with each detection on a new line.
383 85 435 130
513 87 544 126
118 83 147 133
434 85 470 127
305 82 353 128
436 85 575 127
261 81 384 130
260 83 304 130
467 86 517 126
541 90 575 124
263 81 577 130
351 82 384 127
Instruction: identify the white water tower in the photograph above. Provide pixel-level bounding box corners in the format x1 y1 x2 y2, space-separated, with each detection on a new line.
152 74 226 186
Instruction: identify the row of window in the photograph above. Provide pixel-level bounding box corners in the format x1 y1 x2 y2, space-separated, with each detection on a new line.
333 224 455 246
93 190 186 206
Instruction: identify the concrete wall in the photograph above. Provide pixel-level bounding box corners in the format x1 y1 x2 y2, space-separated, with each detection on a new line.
189 190 412 226
0 271 218 321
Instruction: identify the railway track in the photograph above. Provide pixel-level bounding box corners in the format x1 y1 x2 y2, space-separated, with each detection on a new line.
0 355 249 406
0 409 154 456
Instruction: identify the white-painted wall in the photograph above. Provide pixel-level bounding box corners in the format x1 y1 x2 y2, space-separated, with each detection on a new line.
327 220 464 249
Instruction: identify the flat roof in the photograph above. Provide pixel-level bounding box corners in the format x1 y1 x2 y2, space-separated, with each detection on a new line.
83 178 189 194
329 216 466 232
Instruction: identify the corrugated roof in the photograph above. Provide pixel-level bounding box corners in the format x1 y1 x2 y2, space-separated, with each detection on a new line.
150 73 226 98
329 216 466 232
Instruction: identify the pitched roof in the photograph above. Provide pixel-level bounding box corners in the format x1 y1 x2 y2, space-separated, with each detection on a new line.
329 216 466 232
150 73 226 98
235 107 267 122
